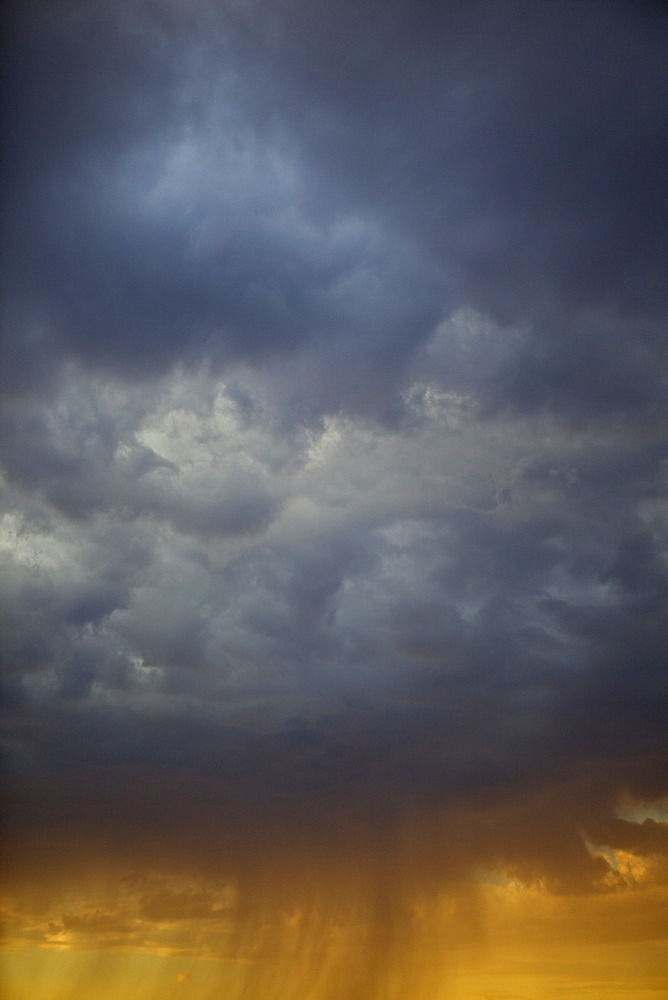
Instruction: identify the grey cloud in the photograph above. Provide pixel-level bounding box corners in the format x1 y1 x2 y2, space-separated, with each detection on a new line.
1 0 667 930
3 0 442 412
0 372 280 541
5 1 665 426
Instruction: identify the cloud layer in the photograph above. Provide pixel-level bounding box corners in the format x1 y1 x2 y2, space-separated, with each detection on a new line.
2 1 667 996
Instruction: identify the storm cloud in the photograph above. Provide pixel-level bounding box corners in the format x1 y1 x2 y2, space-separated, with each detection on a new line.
1 2 667 998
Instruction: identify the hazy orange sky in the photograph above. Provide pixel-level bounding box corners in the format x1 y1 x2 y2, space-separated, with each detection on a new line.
2 1 667 998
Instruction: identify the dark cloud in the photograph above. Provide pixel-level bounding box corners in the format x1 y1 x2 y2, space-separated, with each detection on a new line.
4 0 665 421
2 0 442 409
1 2 667 993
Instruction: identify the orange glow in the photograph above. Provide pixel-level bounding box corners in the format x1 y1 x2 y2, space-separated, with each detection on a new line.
3 814 667 1000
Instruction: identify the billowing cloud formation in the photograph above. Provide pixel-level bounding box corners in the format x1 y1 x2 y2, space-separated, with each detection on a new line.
1 2 667 998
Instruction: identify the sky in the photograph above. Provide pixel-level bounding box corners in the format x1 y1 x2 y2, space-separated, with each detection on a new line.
1 2 667 998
